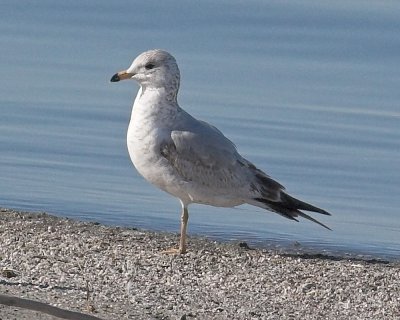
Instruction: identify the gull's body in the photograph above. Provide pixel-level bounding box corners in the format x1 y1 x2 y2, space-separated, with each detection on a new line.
111 49 330 253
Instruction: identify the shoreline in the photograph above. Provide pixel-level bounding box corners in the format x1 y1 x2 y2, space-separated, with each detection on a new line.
1 207 399 319
4 205 397 263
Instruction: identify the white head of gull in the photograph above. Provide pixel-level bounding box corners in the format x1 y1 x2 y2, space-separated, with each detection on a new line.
111 49 331 254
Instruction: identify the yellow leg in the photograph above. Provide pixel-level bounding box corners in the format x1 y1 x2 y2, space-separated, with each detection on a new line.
162 206 189 254
179 206 189 253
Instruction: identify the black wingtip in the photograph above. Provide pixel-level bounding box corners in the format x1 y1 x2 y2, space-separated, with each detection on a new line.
253 194 332 230
281 192 331 216
297 211 332 230
110 73 120 82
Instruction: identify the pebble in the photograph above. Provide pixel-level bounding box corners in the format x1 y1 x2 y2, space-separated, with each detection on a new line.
0 208 399 319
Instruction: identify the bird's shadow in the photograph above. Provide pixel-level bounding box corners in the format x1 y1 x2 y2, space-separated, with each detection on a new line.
234 241 394 265
278 252 391 265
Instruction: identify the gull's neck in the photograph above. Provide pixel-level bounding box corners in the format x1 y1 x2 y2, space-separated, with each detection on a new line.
131 85 179 122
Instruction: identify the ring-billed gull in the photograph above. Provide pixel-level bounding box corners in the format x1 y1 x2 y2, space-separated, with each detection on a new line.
111 49 331 254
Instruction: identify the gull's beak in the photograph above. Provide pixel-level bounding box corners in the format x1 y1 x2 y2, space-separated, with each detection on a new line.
110 70 134 82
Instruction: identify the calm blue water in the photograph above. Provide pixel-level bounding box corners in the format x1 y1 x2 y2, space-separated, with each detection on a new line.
1 1 399 260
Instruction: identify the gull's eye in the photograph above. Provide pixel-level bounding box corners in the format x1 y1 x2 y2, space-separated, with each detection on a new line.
145 63 155 70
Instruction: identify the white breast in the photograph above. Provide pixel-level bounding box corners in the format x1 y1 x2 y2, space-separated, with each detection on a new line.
126 88 191 201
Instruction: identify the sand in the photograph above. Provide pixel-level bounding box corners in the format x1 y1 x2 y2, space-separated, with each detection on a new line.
0 208 399 319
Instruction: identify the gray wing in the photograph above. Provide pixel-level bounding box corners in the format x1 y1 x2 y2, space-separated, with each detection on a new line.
160 116 331 229
160 120 283 200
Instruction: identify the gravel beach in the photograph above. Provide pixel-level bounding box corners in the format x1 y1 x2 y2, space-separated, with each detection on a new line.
0 208 399 319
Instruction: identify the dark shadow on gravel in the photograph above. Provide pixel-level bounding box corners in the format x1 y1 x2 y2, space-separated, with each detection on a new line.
279 252 391 265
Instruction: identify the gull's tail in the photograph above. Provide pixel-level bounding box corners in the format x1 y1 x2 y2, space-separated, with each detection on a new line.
252 192 332 230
